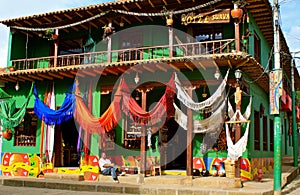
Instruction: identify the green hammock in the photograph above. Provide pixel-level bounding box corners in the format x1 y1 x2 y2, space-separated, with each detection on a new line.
0 82 34 130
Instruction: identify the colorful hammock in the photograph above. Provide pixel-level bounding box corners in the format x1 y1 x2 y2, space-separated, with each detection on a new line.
33 84 75 125
74 74 176 134
0 82 34 130
121 74 176 125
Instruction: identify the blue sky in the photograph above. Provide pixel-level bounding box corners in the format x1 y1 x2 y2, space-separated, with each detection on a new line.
0 0 299 68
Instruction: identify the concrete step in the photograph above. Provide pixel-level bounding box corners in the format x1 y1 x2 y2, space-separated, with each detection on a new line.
282 175 300 194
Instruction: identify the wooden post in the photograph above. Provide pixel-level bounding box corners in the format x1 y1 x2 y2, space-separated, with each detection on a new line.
169 27 173 57
234 22 240 52
234 85 242 178
140 89 147 177
107 22 112 63
54 29 59 67
186 88 193 176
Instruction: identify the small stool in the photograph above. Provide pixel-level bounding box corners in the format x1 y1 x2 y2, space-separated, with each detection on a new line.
151 165 161 176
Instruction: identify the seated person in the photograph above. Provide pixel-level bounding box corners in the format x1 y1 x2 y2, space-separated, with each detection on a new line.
99 152 119 183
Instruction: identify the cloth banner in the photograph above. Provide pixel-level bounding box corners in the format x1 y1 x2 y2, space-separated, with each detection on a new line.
34 84 74 125
225 122 250 161
0 82 34 130
174 100 226 133
174 69 229 111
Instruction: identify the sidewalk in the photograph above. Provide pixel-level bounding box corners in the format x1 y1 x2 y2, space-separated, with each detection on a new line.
0 165 298 195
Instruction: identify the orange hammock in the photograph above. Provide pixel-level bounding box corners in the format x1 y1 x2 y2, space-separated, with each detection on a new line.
74 80 122 134
74 74 175 134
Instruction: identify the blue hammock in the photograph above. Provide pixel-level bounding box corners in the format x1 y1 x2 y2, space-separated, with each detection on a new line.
34 84 75 125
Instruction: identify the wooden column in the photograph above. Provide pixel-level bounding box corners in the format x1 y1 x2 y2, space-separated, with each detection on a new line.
234 85 242 178
107 22 112 63
54 29 59 67
140 89 147 176
169 27 173 58
186 88 193 176
234 22 240 52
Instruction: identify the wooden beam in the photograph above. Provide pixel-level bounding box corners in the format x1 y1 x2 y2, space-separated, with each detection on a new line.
162 0 168 6
177 0 182 4
148 0 155 8
28 74 43 81
169 63 180 71
1 77 16 82
94 68 107 75
89 21 98 29
43 17 52 23
15 77 25 82
76 12 83 18
134 16 143 23
24 20 32 26
48 72 64 79
39 74 53 80
71 70 85 77
236 58 250 68
82 70 97 77
59 72 74 78
143 65 155 73
156 64 168 72
117 67 129 74
135 2 142 9
105 69 119 76
121 16 131 25
33 18 43 25
87 11 94 16
64 14 73 20
197 61 206 70
184 62 194 71
122 5 130 11
227 59 232 69
53 15 63 21
18 75 34 82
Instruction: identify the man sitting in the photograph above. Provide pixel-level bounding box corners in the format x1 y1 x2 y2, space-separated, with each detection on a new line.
99 152 119 183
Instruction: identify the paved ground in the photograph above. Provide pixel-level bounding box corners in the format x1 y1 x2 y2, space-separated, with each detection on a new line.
0 185 132 195
0 165 299 195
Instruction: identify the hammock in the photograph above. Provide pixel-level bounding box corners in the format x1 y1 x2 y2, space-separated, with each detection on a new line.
33 84 75 125
225 122 250 161
73 79 123 134
174 99 226 133
74 74 175 133
227 96 252 122
0 82 34 130
174 69 229 111
121 74 176 125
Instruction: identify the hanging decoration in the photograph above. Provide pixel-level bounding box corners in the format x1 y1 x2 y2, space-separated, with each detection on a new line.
113 0 222 16
73 79 123 134
10 12 109 31
120 74 176 125
174 69 229 111
225 95 252 161
174 100 226 133
225 122 250 161
33 84 75 125
0 82 34 131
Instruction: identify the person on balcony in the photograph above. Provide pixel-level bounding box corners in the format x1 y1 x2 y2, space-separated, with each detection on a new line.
99 152 119 183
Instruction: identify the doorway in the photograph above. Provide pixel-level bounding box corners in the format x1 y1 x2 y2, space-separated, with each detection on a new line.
54 119 79 167
162 117 187 170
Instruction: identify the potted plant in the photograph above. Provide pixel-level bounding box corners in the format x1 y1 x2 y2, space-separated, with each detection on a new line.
44 29 58 40
7 65 15 72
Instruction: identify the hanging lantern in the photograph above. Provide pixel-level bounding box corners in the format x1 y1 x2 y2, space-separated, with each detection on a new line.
2 129 13 141
166 18 173 26
231 3 243 19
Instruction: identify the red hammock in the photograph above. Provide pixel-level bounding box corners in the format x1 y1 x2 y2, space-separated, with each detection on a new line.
74 74 175 134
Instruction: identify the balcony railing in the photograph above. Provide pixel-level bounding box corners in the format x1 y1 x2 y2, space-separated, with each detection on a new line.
11 39 234 71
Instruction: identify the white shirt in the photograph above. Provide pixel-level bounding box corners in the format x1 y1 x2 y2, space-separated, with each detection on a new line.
99 158 112 171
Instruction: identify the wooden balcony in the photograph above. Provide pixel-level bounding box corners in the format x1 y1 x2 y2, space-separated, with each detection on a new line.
11 39 234 71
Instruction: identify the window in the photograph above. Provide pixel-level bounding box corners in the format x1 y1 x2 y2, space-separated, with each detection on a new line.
254 111 260 150
14 109 37 146
254 32 261 63
263 116 268 151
